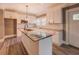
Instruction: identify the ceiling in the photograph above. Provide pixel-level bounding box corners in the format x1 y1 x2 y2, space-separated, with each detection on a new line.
0 3 58 16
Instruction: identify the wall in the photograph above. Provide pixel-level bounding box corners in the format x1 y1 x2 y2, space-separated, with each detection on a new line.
0 9 4 42
4 10 36 24
17 13 36 24
4 11 17 19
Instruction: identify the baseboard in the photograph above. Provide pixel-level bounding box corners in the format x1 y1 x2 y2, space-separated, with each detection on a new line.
0 34 16 42
63 41 69 45
68 44 79 49
4 34 16 39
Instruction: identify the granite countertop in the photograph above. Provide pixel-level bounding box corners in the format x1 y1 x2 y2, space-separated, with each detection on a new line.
20 29 52 42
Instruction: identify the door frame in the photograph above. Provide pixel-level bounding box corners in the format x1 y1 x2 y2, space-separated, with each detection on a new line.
4 18 17 38
62 3 79 44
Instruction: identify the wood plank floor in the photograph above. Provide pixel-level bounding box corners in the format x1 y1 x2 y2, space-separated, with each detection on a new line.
0 36 79 55
0 37 28 55
53 44 79 55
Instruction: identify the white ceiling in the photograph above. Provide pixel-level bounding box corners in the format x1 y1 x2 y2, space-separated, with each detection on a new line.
0 3 57 16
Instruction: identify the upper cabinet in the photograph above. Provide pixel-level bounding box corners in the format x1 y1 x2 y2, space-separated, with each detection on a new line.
47 5 63 24
52 8 62 23
47 4 76 24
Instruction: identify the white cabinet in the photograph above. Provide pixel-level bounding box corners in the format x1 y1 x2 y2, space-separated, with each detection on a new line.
52 31 63 46
52 9 62 23
47 6 63 23
47 9 54 24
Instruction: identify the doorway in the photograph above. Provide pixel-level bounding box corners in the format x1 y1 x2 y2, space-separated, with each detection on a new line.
4 18 17 37
63 4 79 48
67 10 79 47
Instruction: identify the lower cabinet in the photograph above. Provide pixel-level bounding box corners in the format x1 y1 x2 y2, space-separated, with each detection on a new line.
21 32 53 55
52 31 63 46
21 33 39 55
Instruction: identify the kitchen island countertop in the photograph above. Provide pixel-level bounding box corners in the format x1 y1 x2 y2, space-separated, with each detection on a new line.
19 29 53 42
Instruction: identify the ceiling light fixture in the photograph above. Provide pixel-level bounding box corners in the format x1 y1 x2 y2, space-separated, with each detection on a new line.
26 5 28 19
23 5 28 30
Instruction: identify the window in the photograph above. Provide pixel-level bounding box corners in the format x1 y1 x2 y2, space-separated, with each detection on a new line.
34 16 47 27
73 14 79 20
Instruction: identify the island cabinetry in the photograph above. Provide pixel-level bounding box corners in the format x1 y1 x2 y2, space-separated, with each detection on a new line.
21 30 52 55
21 33 39 55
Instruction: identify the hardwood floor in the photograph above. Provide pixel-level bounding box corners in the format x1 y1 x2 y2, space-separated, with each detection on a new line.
53 44 79 55
0 36 79 55
0 37 28 55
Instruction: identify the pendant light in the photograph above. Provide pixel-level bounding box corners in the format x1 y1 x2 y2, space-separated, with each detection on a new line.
24 5 28 30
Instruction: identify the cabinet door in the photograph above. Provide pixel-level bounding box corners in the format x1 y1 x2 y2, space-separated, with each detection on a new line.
47 8 62 23
52 31 63 46
21 33 39 55
53 9 62 23
28 38 39 55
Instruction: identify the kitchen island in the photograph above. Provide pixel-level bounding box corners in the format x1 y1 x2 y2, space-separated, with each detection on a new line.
20 29 53 55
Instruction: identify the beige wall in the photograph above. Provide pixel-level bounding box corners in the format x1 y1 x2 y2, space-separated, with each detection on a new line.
4 11 17 19
17 13 36 24
17 13 36 29
0 9 4 39
3 10 36 24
